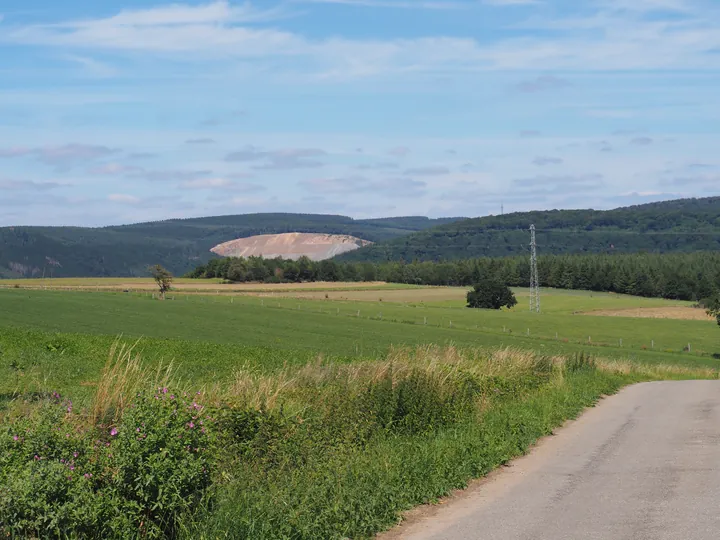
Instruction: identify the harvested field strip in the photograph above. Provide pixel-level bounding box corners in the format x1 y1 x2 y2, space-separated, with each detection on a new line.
582 306 713 321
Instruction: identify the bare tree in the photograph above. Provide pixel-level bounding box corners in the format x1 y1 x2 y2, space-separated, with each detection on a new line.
149 265 173 300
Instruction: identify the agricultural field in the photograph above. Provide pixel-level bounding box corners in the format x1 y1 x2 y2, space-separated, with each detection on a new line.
1 279 718 538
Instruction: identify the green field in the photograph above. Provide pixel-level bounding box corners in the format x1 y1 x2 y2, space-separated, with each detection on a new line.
1 285 717 402
1 281 718 539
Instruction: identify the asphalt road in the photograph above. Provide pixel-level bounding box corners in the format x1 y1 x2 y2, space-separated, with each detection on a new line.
393 381 720 540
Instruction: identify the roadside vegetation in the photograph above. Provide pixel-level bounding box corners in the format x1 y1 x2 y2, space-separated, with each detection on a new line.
2 343 715 539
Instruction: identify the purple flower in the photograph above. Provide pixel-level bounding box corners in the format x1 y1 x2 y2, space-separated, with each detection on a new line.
136 428 141 432
12 435 18 441
110 428 118 437
162 387 168 394
188 422 195 429
84 473 92 479
73 452 78 458
34 455 40 461
170 394 176 400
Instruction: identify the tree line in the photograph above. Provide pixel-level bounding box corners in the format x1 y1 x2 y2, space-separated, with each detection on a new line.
187 252 720 302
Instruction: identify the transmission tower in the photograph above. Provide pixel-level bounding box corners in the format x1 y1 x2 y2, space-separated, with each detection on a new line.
530 224 540 313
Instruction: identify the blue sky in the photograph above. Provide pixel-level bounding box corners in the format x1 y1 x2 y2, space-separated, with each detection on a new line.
0 0 719 226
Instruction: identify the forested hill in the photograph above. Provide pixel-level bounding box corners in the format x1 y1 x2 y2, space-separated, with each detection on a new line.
337 197 720 263
0 214 462 278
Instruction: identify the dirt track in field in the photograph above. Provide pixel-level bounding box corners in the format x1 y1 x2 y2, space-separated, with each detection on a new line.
582 306 713 321
0 281 391 292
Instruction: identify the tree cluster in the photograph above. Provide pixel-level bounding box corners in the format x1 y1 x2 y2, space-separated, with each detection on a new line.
188 251 720 303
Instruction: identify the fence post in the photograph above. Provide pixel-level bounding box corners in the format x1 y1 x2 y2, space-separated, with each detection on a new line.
651 340 653 349
424 317 427 325
449 321 452 328
527 328 530 336
357 310 360 317
688 343 692 352
588 336 592 344
620 338 623 347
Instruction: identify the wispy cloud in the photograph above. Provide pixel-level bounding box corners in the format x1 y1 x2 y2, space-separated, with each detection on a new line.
0 179 63 191
297 0 466 8
404 166 450 176
108 193 141 204
299 175 427 197
533 156 564 166
0 144 118 166
515 75 571 93
5 0 720 76
185 138 216 144
226 146 327 169
179 177 265 191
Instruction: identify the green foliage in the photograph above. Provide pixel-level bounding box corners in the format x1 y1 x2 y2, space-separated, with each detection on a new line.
150 264 174 298
0 214 461 278
339 196 720 262
0 390 214 539
187 368 631 539
467 278 518 310
706 296 720 326
187 251 720 303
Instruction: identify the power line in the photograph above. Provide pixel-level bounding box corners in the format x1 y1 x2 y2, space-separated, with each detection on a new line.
530 224 540 314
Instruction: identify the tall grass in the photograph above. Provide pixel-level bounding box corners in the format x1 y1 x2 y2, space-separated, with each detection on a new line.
2 343 716 539
90 340 174 425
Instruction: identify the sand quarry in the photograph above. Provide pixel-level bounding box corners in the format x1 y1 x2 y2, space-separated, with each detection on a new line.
211 232 372 261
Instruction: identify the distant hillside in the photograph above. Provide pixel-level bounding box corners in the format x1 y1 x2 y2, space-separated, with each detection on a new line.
337 197 720 262
0 214 462 278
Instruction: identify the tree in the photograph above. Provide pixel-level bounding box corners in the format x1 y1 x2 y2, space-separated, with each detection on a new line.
467 278 518 310
707 296 720 327
150 264 173 299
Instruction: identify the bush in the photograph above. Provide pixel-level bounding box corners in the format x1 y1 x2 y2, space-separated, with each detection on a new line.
0 390 215 539
467 278 518 310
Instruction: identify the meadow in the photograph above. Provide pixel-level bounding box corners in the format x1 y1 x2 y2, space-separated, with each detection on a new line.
1 280 718 538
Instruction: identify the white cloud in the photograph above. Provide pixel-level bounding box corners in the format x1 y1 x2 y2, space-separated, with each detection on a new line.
2 0 718 78
298 0 465 8
107 193 141 204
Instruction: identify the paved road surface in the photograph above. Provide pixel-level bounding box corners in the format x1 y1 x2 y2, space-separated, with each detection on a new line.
394 381 720 540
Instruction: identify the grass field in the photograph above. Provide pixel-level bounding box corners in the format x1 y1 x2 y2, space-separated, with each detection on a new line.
1 279 718 538
0 284 717 404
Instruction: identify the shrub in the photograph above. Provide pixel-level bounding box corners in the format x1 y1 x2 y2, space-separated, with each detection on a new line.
0 389 215 539
467 278 518 310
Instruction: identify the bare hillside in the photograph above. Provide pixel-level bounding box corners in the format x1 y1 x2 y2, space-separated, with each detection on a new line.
211 232 372 261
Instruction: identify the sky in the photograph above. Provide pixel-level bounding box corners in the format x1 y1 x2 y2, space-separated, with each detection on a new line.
0 0 719 227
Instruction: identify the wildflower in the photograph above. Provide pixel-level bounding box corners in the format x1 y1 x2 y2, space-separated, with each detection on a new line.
73 452 78 458
162 387 168 394
188 422 195 429
12 435 18 441
110 428 118 437
70 465 75 471
34 455 40 461
84 473 92 479
170 394 176 400
136 428 141 433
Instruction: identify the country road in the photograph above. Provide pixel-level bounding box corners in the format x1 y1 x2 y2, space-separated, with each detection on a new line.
388 381 720 540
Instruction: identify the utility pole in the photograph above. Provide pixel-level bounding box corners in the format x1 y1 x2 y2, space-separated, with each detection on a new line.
530 224 540 313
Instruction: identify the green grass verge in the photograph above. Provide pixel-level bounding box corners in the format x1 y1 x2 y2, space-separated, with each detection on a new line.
183 368 654 538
